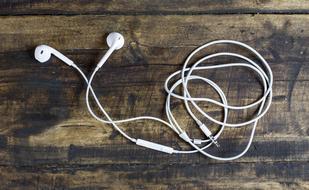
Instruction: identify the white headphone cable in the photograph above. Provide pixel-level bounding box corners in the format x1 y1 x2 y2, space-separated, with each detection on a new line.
32 37 272 160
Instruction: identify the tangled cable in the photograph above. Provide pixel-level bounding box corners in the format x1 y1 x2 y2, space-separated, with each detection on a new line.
71 40 273 160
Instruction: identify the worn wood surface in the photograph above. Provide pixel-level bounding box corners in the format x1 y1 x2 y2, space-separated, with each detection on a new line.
0 1 308 190
0 0 309 15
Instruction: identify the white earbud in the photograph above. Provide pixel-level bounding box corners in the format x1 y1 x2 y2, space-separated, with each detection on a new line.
96 32 125 69
34 45 74 66
106 32 124 50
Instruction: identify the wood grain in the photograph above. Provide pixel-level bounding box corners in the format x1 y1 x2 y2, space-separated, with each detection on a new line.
0 0 309 15
0 4 308 190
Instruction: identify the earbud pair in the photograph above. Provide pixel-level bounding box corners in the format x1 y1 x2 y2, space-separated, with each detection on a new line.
33 33 273 161
34 32 125 66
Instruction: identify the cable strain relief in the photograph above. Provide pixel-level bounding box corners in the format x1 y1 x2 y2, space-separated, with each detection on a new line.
94 66 100 72
70 62 77 68
179 132 191 143
193 139 202 145
196 120 203 126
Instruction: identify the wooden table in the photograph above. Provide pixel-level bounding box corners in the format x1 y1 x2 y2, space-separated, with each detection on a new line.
0 1 308 189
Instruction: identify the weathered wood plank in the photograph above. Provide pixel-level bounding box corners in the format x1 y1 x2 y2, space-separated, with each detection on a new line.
0 137 308 166
0 15 308 53
0 0 309 15
0 162 308 190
